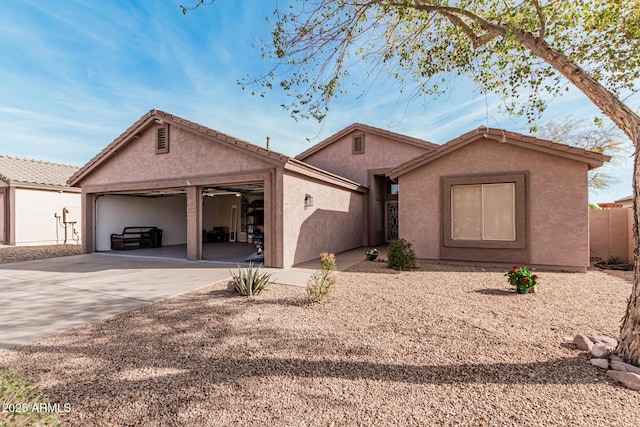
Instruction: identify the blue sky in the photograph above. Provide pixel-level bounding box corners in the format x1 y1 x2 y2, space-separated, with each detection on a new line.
1 0 637 204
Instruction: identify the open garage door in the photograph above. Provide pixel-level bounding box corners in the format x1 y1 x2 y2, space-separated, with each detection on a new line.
202 183 264 263
95 192 187 255
94 181 266 265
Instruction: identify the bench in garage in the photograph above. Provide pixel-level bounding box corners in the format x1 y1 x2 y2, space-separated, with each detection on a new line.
110 226 162 250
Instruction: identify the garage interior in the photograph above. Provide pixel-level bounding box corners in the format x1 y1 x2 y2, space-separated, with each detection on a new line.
95 182 265 264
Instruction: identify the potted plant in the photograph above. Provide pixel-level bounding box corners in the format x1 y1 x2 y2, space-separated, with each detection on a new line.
366 248 379 261
505 265 539 294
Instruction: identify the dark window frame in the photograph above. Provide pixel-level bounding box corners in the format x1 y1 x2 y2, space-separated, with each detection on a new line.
442 172 528 250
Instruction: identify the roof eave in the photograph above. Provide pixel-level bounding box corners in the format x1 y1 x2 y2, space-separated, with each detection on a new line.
7 182 81 192
388 127 611 179
69 109 291 186
285 159 367 193
295 123 437 161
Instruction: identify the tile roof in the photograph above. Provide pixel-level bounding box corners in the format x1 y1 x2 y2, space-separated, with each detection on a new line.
0 155 80 188
69 109 291 185
387 127 611 179
295 123 437 160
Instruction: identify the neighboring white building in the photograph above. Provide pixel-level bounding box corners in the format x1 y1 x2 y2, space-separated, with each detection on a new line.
0 155 81 246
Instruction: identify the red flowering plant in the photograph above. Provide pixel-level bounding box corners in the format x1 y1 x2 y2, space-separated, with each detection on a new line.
505 265 539 292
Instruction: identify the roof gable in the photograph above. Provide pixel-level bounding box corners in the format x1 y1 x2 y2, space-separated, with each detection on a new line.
295 123 437 161
69 109 291 186
387 127 611 179
0 155 79 188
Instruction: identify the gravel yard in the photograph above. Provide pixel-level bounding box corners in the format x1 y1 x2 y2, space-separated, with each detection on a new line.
0 255 638 426
0 244 81 264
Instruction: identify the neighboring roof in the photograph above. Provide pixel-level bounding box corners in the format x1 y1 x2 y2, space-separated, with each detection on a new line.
0 155 79 189
597 202 624 209
615 195 632 204
295 123 438 161
69 109 292 186
387 127 611 179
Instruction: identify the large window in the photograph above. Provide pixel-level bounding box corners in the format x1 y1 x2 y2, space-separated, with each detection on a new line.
451 183 515 241
442 173 527 251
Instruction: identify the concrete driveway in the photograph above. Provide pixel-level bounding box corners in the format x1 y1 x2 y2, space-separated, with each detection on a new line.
0 248 367 352
0 254 235 351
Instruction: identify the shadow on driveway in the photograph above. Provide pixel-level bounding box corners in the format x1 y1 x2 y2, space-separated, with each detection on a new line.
0 254 232 351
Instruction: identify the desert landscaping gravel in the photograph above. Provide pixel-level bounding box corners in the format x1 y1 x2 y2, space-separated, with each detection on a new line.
0 244 81 264
1 250 639 426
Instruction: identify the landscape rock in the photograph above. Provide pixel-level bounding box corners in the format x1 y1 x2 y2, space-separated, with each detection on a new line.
589 335 618 348
591 343 614 358
610 360 640 376
590 358 609 369
606 370 640 391
573 334 594 352
609 354 624 363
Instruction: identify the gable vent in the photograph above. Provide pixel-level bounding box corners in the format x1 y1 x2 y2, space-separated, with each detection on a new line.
353 134 364 154
156 124 169 154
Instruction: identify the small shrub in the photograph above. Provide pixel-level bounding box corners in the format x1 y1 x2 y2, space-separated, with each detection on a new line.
0 366 62 427
306 269 337 303
230 262 272 296
387 238 417 271
307 252 337 303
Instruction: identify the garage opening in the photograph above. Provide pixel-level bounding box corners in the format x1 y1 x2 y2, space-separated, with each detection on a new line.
95 181 265 264
202 183 264 263
95 191 187 257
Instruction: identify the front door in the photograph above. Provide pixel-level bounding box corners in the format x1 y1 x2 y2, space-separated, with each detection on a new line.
385 201 398 242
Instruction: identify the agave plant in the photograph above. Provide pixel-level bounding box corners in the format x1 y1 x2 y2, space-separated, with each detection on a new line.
230 262 272 296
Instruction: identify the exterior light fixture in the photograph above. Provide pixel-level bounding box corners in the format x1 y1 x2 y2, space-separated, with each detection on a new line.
304 194 313 210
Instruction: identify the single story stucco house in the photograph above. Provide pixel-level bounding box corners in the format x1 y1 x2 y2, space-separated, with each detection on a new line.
69 109 608 271
0 155 81 245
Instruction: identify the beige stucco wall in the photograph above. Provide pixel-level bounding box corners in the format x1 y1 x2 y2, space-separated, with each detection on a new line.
398 138 590 270
282 172 365 267
13 188 81 246
301 132 431 186
81 124 274 187
589 208 634 263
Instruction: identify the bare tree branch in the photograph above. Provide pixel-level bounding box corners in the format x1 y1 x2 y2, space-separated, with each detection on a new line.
443 12 500 48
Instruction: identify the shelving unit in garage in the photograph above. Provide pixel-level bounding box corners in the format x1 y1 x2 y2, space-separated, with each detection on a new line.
245 199 264 245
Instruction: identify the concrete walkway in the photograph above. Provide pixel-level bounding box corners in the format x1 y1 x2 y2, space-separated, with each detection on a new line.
0 247 367 351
